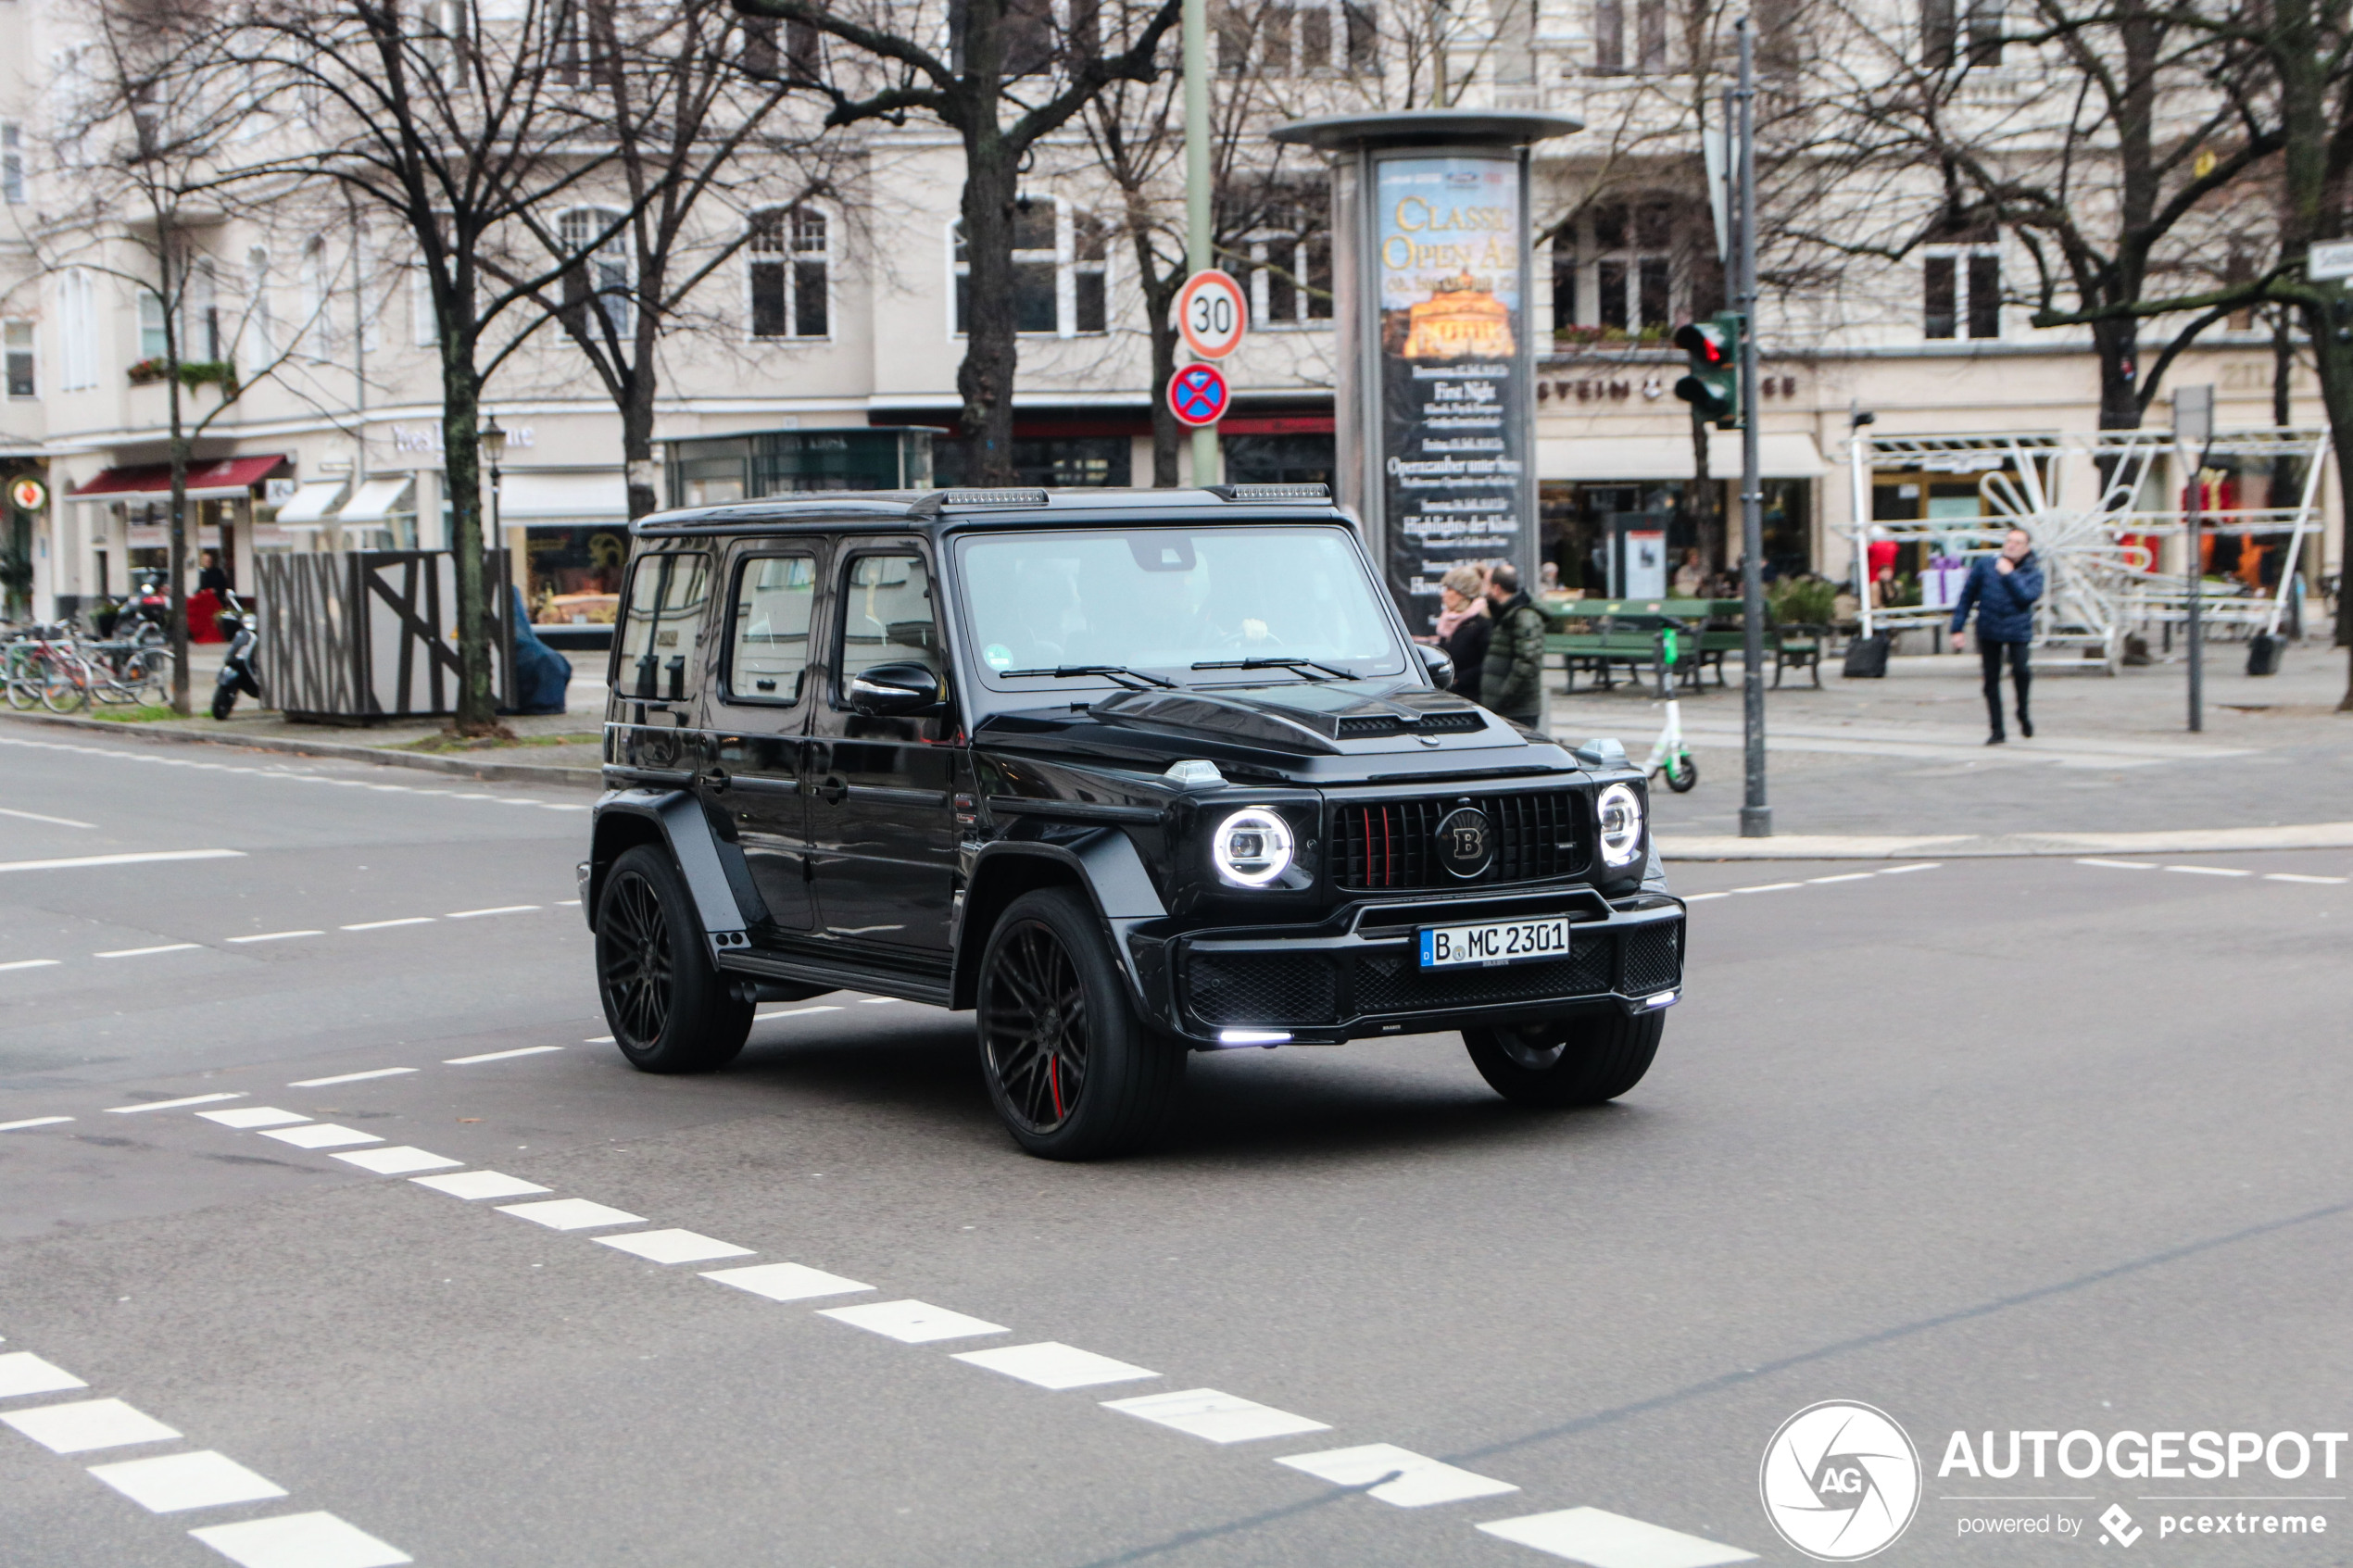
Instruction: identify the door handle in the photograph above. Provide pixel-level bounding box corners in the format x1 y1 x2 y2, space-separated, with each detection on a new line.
699 766 729 793
817 774 849 805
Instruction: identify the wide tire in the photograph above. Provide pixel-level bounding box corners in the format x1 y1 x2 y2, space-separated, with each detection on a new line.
1463 1009 1663 1108
595 845 751 1074
975 887 1183 1160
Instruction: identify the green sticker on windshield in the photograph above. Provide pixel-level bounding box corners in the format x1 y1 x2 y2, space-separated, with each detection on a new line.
984 643 1013 671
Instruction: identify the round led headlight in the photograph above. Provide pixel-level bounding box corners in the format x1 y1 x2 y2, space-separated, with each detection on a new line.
1212 808 1294 888
1596 783 1645 869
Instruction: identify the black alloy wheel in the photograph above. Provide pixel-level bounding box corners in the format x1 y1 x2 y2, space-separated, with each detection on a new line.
975 888 1182 1160
595 845 751 1073
980 919 1090 1135
1462 1008 1663 1108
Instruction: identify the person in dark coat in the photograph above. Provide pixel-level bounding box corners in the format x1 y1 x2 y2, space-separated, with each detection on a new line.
1479 562 1549 731
1949 527 2044 744
1419 563 1490 706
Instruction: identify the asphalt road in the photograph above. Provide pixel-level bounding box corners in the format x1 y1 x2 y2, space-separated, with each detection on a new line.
3 727 2348 1568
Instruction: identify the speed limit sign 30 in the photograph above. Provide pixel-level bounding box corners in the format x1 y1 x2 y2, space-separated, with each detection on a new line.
1176 269 1248 359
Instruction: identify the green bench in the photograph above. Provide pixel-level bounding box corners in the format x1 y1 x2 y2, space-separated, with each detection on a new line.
1542 597 1826 692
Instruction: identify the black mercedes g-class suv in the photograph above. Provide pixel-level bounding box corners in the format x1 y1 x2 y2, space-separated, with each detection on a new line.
582 485 1683 1158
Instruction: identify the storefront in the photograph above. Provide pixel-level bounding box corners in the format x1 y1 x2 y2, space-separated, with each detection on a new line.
496 470 630 626
1535 432 1824 592
669 428 934 504
62 455 288 618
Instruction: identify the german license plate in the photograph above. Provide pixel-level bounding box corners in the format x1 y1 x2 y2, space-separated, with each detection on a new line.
1418 917 1570 969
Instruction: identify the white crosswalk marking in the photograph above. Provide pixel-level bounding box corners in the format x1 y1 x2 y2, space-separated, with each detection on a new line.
1275 1443 1518 1507
1478 1506 1757 1567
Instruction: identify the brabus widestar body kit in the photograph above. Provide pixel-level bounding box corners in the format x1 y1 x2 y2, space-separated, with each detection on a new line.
581 485 1684 1158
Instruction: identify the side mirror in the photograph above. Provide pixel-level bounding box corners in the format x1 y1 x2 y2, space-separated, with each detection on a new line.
1415 643 1455 691
848 661 942 716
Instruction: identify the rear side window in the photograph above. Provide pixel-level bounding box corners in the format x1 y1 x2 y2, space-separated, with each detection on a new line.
837 552 940 690
726 554 816 705
616 551 711 700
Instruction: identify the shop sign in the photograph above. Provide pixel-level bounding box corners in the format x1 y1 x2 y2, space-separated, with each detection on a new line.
9 476 46 511
391 423 535 454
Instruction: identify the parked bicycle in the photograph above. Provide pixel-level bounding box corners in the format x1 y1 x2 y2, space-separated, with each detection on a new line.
4 623 97 713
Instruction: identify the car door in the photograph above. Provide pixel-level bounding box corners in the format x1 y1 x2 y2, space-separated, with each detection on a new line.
805 543 958 955
711 544 824 932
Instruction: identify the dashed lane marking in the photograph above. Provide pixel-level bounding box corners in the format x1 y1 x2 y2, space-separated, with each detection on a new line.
446 905 541 919
1805 872 1875 884
2266 872 2347 884
289 1068 417 1087
1478 1506 1758 1567
195 1107 309 1130
410 1170 549 1200
1101 1388 1330 1445
953 1342 1160 1391
95 943 203 959
256 1124 380 1150
0 848 245 875
1730 883 1803 895
700 1261 874 1302
445 1046 565 1064
759 1005 840 1019
333 1147 464 1176
1277 1443 1520 1508
89 1449 288 1513
0 1352 89 1399
106 1093 245 1114
190 1511 413 1568
0 958 62 972
2166 864 2253 877
1680 863 1944 905
0 1116 74 1133
224 930 323 945
340 918 434 931
2078 858 2158 871
496 1198 646 1231
595 1229 757 1265
0 805 96 828
818 1299 1009 1345
2079 858 2347 884
1 1398 182 1453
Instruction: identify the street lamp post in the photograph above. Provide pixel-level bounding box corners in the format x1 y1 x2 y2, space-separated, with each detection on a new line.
481 414 510 616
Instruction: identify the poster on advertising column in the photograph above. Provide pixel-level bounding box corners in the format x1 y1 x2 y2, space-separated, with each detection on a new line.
1375 155 1529 636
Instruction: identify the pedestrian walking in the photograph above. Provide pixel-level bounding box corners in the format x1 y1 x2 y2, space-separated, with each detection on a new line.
1418 564 1491 706
1479 562 1549 732
1949 527 2043 744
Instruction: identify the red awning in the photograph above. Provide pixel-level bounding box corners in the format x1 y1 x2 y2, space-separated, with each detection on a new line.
69 455 290 501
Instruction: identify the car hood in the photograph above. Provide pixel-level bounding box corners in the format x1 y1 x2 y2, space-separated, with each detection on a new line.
975 676 1529 760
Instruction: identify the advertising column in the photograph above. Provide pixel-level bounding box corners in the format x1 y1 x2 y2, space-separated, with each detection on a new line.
1374 157 1529 634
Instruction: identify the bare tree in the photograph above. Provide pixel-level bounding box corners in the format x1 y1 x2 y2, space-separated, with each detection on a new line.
43 0 309 713
234 0 636 734
732 0 1185 484
502 0 852 520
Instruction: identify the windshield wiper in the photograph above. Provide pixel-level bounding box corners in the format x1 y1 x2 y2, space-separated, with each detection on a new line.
1189 656 1353 682
1000 664 1177 691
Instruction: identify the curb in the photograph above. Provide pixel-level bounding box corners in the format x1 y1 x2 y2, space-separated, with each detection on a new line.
0 710 602 788
1662 824 2353 860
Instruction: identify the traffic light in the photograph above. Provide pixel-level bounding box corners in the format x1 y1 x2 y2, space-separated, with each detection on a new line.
1673 313 1743 430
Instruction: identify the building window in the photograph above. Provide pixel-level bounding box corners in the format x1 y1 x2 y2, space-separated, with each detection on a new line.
1227 190 1332 327
1592 0 1667 71
5 321 36 398
1966 0 2004 64
244 246 276 375
59 269 96 391
1216 0 1378 75
743 14 822 78
139 291 170 359
299 235 331 358
1 123 20 205
186 260 220 361
411 266 438 348
1922 0 1955 68
952 198 1108 338
560 207 633 339
749 205 829 339
1554 199 1718 339
1595 202 1673 335
1924 243 2000 339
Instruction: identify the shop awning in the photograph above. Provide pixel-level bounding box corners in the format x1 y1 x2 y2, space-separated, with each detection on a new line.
272 480 346 527
1537 433 1827 482
496 470 627 522
69 454 290 501
338 476 416 525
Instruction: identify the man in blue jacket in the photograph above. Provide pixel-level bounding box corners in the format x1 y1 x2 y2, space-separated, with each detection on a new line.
1949 527 2044 744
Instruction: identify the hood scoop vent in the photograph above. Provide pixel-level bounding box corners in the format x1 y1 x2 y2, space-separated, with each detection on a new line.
1336 709 1488 739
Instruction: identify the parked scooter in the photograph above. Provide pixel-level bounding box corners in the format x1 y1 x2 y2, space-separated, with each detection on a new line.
210 593 260 720
118 571 172 646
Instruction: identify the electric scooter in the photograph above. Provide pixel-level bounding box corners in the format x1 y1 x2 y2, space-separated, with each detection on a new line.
1642 623 1698 792
210 593 260 720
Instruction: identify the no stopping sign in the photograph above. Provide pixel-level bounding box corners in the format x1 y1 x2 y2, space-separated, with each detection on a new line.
1168 363 1230 428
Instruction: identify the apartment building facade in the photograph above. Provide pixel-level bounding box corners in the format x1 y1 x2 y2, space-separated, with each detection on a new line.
0 0 2334 630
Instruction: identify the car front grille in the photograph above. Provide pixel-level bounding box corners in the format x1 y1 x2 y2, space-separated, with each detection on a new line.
1622 921 1682 994
1189 953 1340 1025
1330 790 1584 891
1354 941 1615 1012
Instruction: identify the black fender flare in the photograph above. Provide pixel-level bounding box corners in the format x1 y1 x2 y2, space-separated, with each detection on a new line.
588 789 761 947
954 831 1167 1010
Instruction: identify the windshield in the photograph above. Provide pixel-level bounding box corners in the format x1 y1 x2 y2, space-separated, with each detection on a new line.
954 525 1408 688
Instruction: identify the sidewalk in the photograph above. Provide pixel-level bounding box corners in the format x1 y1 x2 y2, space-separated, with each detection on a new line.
1554 633 2353 850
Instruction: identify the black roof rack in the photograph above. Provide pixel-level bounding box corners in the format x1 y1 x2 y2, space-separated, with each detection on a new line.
1203 483 1331 502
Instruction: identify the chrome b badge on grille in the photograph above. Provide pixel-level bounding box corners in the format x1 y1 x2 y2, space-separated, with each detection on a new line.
1435 807 1492 879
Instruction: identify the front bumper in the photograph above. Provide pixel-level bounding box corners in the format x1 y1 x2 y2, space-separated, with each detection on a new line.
1127 888 1685 1047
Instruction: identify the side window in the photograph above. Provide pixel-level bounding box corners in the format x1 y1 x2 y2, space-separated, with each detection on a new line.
615 551 711 700
837 551 940 692
726 553 816 704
